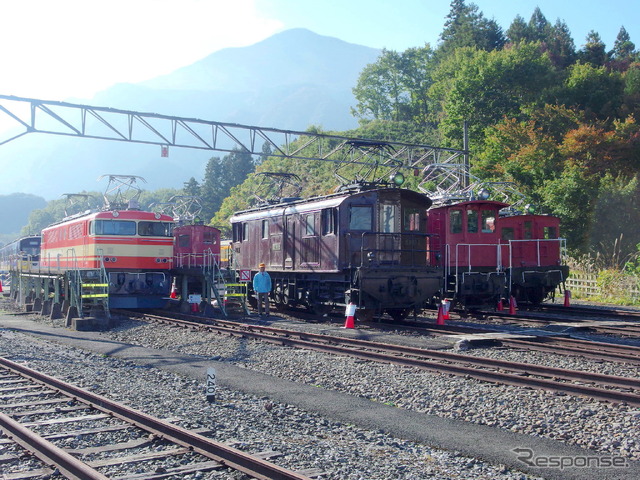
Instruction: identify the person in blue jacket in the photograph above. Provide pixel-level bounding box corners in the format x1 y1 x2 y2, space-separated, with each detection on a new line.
253 263 272 316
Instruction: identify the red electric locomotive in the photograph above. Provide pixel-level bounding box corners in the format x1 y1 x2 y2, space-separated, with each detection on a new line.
173 224 221 269
498 211 568 304
230 185 442 320
427 199 568 308
40 209 174 308
427 200 508 308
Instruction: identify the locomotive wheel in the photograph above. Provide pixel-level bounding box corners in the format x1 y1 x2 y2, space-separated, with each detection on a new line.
386 308 410 322
526 287 546 305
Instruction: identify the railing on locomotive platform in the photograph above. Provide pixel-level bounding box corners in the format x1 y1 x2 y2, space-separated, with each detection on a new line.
174 251 221 270
174 249 230 314
349 232 434 268
506 238 568 269
506 238 568 293
447 243 506 295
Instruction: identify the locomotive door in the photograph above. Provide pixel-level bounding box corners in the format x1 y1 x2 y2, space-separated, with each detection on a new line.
378 203 400 264
283 214 295 269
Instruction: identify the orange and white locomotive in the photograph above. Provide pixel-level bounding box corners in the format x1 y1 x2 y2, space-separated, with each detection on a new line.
40 209 174 308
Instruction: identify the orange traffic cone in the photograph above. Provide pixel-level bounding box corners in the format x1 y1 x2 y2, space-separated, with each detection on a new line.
436 304 445 325
564 289 571 307
508 296 517 315
496 298 504 311
343 303 356 329
170 281 178 299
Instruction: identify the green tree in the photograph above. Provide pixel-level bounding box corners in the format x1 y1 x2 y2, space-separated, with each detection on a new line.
430 42 557 146
527 7 551 43
578 30 608 66
611 26 636 60
182 177 201 196
505 15 529 44
352 49 410 122
589 174 640 260
200 149 255 223
352 46 437 127
438 0 504 57
562 62 624 119
546 20 576 69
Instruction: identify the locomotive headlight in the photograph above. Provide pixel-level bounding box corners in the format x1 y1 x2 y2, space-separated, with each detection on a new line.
390 172 405 186
525 204 536 214
478 188 490 200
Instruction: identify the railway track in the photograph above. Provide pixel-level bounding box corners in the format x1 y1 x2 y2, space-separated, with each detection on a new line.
127 310 640 407
0 355 315 480
469 309 640 338
372 318 640 364
538 304 640 319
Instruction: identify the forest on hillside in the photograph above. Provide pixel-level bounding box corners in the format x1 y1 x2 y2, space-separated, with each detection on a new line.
19 0 640 266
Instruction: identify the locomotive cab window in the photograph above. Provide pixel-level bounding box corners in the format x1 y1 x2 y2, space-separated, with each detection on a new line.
380 204 398 233
467 209 478 233
138 221 173 237
450 210 462 234
232 223 241 242
305 214 316 236
349 206 372 230
232 223 247 242
524 221 533 239
543 226 557 239
178 234 190 247
501 227 515 241
91 220 136 236
203 230 215 244
481 210 496 233
403 208 421 232
321 208 336 235
262 220 269 239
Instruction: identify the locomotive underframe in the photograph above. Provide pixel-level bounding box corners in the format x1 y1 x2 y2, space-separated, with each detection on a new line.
508 265 570 304
253 265 441 319
446 268 507 309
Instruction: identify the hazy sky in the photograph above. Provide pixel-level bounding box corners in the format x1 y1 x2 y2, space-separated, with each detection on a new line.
0 0 637 100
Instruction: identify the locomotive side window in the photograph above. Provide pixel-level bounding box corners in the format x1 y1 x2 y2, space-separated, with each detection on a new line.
467 209 478 233
403 208 421 232
139 221 173 237
321 208 336 235
262 220 269 239
349 206 372 230
481 210 496 233
380 204 398 233
544 226 557 239
178 234 190 247
501 227 515 241
243 223 248 242
91 220 136 236
450 210 462 234
524 221 533 239
232 223 243 242
305 214 316 236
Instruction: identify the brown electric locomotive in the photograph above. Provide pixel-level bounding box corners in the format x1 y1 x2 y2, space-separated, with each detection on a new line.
229 185 442 320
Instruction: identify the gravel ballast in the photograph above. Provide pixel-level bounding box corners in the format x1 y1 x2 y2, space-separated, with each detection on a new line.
1 301 639 479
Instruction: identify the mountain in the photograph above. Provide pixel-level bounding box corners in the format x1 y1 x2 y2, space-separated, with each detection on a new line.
0 29 380 200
